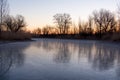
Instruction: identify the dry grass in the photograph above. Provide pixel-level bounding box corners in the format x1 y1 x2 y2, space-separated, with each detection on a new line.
0 31 31 41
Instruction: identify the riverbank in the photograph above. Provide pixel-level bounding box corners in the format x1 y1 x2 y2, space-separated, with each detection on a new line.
33 34 120 42
0 39 34 45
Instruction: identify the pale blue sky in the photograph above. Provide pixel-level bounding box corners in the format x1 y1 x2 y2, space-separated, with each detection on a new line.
9 0 118 30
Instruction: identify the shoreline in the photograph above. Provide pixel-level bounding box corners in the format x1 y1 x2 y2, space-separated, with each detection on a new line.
33 38 120 44
0 38 120 45
0 39 34 45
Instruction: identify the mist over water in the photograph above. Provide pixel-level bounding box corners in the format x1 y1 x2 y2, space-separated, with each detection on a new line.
0 39 120 80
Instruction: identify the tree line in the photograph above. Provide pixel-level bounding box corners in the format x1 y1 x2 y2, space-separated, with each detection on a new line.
0 0 120 41
33 7 120 40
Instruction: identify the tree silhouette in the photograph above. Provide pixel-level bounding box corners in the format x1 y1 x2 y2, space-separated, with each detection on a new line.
4 15 26 33
88 16 93 35
42 25 53 35
53 13 72 34
78 18 82 34
0 0 9 34
117 3 120 32
33 28 41 35
15 15 26 32
93 9 116 38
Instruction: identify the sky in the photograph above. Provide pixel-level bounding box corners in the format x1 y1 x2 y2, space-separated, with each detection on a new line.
9 0 118 30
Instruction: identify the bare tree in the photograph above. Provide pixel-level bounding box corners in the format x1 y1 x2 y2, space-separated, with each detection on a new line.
53 13 63 34
15 15 26 32
78 18 82 34
72 22 78 34
0 0 9 32
53 13 72 34
108 17 116 33
78 19 89 34
4 15 14 32
63 13 71 34
117 3 120 32
4 15 26 33
93 9 116 38
88 16 93 34
33 28 41 35
82 22 88 33
93 9 103 38
42 25 53 35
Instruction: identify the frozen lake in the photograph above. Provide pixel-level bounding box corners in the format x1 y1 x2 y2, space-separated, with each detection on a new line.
0 39 120 80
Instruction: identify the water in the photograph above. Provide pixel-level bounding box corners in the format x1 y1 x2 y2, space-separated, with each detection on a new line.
0 39 120 80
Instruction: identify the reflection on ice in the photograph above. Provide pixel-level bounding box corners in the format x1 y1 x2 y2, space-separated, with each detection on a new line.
0 43 28 79
32 39 120 70
0 39 120 80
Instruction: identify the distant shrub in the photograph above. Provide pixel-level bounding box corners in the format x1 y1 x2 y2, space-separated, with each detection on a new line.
0 31 31 41
111 32 120 41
